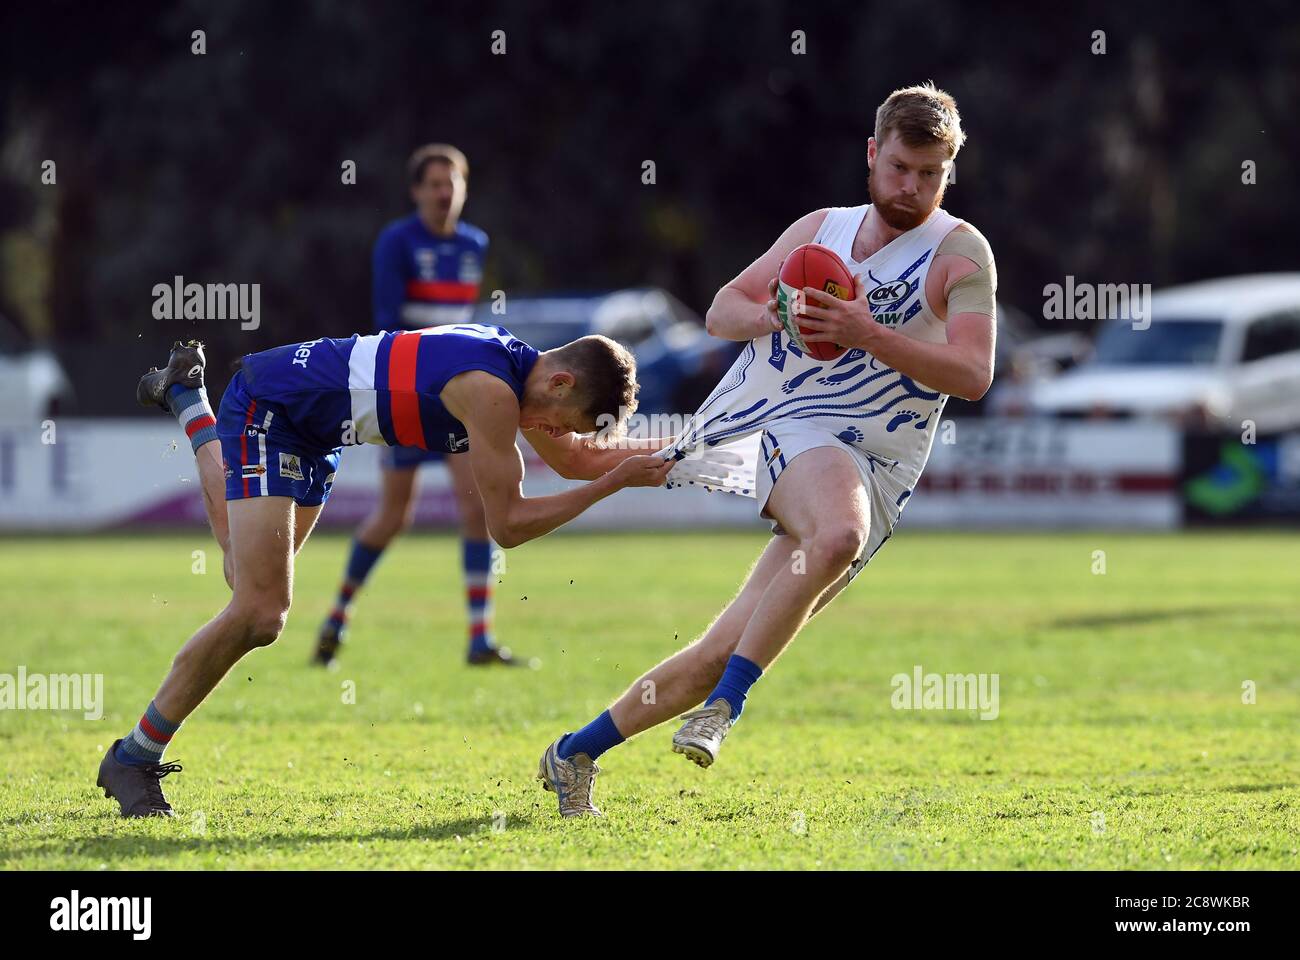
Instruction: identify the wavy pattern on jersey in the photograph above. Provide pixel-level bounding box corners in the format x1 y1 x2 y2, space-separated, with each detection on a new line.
686 363 941 449
695 380 938 450
696 339 757 412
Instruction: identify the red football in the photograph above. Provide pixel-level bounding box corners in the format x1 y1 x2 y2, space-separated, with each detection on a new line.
777 243 855 361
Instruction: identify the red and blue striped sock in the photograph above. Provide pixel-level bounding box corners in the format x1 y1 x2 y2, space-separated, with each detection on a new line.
115 700 180 766
165 383 217 453
706 654 764 720
464 539 495 655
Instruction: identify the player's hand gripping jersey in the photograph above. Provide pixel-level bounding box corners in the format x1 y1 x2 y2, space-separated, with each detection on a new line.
217 324 536 505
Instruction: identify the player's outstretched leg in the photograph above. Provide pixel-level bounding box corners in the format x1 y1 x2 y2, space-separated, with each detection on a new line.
536 536 793 816
136 340 236 587
97 496 298 817
672 446 869 768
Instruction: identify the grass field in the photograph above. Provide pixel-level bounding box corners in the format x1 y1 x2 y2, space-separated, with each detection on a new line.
1 529 1297 870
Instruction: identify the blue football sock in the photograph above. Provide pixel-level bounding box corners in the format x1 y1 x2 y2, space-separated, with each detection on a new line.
558 710 625 761
705 654 764 720
346 540 385 584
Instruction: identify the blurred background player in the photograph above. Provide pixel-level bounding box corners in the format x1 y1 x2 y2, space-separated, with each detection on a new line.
315 144 518 667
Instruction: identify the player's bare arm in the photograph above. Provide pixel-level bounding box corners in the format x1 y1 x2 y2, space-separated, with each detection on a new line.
522 427 674 481
444 372 673 547
798 224 997 400
704 208 830 341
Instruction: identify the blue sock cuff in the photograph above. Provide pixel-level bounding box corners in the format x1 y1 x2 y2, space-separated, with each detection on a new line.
558 710 625 761
166 384 207 415
705 654 764 719
462 539 492 572
346 540 385 584
724 654 763 685
115 741 151 765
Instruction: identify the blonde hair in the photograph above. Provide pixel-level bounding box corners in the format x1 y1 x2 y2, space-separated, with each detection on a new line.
874 82 965 158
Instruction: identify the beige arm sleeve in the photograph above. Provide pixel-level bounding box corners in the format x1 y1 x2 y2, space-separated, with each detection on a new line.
937 229 997 319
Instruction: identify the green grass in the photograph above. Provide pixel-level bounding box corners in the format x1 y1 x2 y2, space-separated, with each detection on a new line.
1 529 1297 869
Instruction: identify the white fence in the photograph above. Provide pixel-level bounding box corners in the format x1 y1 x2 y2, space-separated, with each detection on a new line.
0 418 1181 532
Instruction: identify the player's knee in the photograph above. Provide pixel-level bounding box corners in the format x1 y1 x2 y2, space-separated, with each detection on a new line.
804 526 866 575
364 511 405 546
397 507 417 535
236 600 291 649
382 503 416 538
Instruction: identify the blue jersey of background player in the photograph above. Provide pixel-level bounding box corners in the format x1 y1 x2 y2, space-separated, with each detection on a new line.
372 200 487 333
317 144 516 668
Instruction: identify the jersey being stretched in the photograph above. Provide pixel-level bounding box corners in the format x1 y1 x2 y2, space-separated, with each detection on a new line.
238 323 538 453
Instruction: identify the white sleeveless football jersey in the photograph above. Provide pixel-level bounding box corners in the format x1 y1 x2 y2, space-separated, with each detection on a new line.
665 204 964 523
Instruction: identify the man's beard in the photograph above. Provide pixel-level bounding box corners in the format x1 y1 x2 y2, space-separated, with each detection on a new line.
868 169 943 231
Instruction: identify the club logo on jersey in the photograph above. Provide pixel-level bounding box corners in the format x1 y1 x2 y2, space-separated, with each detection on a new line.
459 251 483 284
223 458 233 479
416 248 437 280
278 452 304 481
867 279 910 308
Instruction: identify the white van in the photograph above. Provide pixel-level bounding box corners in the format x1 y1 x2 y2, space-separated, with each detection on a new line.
1028 274 1300 432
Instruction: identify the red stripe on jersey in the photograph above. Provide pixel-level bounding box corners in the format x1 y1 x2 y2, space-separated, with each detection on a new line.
405 280 479 303
184 414 216 438
387 331 425 448
241 400 256 497
467 586 490 603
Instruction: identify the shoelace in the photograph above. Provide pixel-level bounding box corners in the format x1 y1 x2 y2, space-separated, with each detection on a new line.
682 706 730 740
141 761 183 810
564 758 600 809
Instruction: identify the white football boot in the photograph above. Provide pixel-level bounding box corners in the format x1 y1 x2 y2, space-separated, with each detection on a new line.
671 698 734 768
537 737 602 818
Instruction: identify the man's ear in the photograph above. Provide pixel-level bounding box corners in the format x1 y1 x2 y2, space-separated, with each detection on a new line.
549 371 575 393
866 136 877 168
